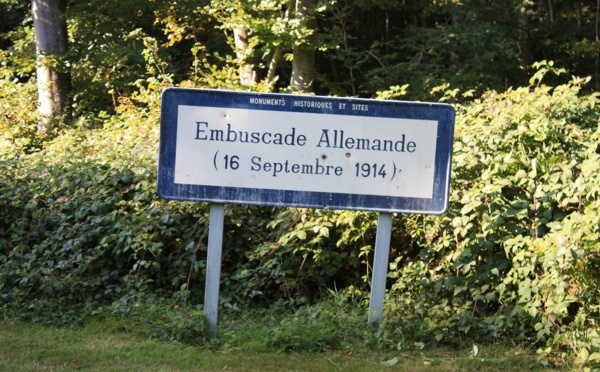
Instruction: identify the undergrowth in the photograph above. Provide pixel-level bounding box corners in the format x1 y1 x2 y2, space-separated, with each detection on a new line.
1 64 599 368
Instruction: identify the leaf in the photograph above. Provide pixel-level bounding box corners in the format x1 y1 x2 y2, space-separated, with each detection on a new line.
380 357 399 366
515 169 527 179
579 347 590 362
588 352 600 362
471 344 479 357
484 292 497 301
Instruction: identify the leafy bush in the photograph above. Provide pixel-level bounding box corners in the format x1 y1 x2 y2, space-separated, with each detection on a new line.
0 110 208 322
0 106 374 323
382 75 599 363
1 61 599 366
221 207 377 305
0 76 42 151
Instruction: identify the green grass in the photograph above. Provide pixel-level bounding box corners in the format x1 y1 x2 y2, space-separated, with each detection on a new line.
0 319 565 371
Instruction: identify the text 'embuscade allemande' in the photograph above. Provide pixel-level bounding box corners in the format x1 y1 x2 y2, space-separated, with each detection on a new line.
194 122 417 153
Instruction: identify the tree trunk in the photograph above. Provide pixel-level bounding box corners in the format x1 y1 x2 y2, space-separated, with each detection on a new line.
265 0 294 87
290 0 317 92
265 46 283 87
547 0 555 24
32 0 71 132
233 26 257 86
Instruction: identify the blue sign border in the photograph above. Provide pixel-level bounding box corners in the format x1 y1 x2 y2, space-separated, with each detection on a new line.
158 88 455 214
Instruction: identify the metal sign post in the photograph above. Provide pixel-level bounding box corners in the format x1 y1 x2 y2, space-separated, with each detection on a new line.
368 212 393 326
158 89 455 336
204 203 224 338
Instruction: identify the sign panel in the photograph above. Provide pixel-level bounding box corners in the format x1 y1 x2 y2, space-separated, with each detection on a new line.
158 88 455 214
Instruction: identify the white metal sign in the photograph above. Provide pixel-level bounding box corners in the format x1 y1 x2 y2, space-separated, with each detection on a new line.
174 105 438 199
158 89 455 214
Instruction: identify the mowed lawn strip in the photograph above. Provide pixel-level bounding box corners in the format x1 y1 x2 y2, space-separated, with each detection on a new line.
0 321 561 371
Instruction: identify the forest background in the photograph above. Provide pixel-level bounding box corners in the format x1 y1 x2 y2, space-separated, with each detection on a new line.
1 0 599 368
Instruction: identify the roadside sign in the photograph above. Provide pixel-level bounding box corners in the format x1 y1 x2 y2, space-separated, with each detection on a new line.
158 88 455 214
158 88 456 335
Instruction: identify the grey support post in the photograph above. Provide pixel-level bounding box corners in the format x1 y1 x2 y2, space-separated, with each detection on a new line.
204 203 225 338
368 212 393 326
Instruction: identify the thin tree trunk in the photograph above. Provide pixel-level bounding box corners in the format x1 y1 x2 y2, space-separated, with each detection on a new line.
265 0 294 87
233 26 257 86
266 46 283 86
594 0 600 89
547 0 555 24
290 0 317 92
291 46 315 92
32 0 71 132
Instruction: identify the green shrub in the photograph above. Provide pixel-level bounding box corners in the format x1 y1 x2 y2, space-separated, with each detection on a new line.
0 112 208 322
0 76 42 152
1 62 599 365
221 207 377 305
0 109 374 322
383 75 599 362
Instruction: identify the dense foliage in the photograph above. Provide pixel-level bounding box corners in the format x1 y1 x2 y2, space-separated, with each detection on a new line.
1 0 598 110
2 70 599 366
1 0 599 368
389 70 600 359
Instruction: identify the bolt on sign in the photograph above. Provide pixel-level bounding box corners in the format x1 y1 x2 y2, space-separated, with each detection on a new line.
158 89 455 214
